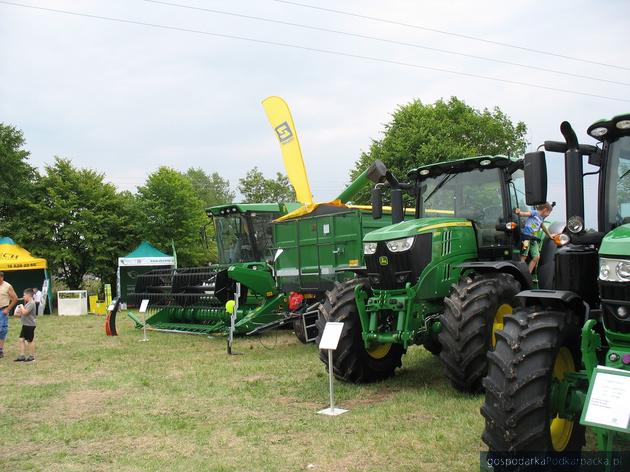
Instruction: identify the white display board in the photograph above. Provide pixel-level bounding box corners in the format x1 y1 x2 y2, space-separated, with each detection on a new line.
139 299 149 313
318 322 348 416
318 322 344 350
57 290 88 316
581 366 630 432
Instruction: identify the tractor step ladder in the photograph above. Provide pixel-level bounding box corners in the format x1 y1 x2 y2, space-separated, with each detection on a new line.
301 304 320 343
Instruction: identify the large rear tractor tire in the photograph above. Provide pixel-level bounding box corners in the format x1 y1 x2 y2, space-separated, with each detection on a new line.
481 306 585 457
316 278 405 383
439 272 520 393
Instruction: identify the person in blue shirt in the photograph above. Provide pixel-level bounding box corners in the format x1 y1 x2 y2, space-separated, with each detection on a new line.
514 202 556 277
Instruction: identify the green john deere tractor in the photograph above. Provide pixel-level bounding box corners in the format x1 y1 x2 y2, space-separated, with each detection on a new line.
316 155 538 389
481 115 630 459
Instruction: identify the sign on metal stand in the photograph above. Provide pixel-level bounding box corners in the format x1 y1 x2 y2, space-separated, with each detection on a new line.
227 283 241 355
139 299 149 342
318 321 348 416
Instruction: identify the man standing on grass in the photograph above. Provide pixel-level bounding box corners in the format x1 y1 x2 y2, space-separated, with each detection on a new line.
0 271 18 359
14 288 37 362
33 287 42 315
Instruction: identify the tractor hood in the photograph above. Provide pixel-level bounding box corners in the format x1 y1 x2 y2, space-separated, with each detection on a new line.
363 217 472 242
600 224 630 258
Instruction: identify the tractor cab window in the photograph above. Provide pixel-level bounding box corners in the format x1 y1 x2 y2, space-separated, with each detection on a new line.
604 136 630 229
509 169 527 212
214 215 255 263
421 168 506 247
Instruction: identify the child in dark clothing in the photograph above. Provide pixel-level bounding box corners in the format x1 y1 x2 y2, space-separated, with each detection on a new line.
14 288 37 362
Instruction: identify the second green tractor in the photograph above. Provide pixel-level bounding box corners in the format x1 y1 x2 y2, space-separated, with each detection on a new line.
317 154 540 391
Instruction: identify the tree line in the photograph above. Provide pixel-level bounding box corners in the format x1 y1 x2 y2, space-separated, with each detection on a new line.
0 125 295 289
0 96 527 290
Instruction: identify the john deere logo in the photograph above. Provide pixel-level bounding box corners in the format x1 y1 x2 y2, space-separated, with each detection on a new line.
379 256 388 266
275 121 294 144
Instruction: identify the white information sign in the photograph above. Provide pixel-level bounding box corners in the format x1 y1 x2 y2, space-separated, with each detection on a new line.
318 322 348 416
319 322 344 351
582 366 630 432
139 299 150 313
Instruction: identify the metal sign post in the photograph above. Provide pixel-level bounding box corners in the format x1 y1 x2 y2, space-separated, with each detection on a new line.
227 283 240 355
139 299 149 342
318 321 348 416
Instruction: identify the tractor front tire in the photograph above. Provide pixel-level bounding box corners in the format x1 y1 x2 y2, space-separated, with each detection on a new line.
439 272 520 393
316 278 404 383
481 306 585 456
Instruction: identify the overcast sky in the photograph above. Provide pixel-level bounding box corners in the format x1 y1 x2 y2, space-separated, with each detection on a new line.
2 0 629 227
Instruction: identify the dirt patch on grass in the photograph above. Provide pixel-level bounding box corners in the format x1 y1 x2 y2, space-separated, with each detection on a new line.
36 388 127 422
344 389 395 408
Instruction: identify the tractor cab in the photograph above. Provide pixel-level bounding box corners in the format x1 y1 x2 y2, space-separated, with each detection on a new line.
207 203 300 264
408 155 525 260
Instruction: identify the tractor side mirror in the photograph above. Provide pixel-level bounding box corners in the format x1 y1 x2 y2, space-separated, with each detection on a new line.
371 186 383 220
391 188 404 224
588 148 602 167
523 151 548 205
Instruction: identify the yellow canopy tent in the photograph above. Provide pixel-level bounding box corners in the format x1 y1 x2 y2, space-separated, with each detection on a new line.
0 237 51 313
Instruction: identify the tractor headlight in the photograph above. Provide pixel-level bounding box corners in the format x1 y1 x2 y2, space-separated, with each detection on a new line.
567 216 584 234
600 258 630 282
589 126 608 138
363 242 378 255
616 120 630 130
385 236 415 253
616 261 630 281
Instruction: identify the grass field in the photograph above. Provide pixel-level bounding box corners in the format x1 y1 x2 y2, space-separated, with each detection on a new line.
0 314 488 472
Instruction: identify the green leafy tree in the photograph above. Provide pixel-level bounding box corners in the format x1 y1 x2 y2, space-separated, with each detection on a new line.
0 123 38 234
137 167 213 266
185 168 235 208
238 167 295 203
350 97 528 203
20 158 141 288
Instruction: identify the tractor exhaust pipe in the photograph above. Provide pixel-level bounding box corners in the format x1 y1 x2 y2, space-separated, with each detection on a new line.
560 121 585 223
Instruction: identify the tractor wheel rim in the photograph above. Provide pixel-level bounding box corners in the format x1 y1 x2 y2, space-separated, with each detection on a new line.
550 346 576 452
491 304 512 348
367 343 392 359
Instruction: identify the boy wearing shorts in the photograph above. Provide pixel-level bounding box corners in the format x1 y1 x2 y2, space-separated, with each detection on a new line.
14 288 37 362
515 202 556 277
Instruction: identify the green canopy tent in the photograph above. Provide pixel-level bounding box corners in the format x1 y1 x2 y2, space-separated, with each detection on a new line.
117 241 175 306
0 237 52 314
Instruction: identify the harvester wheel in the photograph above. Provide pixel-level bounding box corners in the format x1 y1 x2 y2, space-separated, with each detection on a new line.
293 319 307 344
439 272 520 393
316 278 404 383
481 306 585 456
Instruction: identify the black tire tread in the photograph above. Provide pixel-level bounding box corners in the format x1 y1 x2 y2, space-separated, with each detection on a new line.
480 306 586 454
439 272 521 393
315 278 404 383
